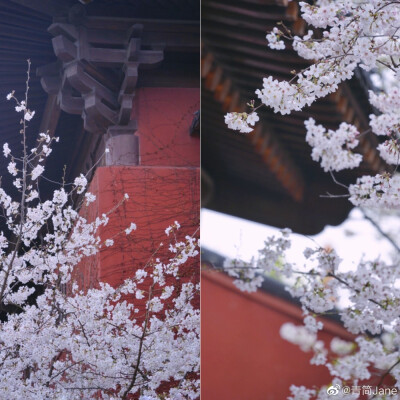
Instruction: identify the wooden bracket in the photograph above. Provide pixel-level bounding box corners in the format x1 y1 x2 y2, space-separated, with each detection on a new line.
38 21 164 136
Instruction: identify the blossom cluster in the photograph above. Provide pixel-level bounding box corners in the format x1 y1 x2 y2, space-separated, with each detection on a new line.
222 229 292 293
281 320 327 366
349 173 400 208
225 228 400 399
221 0 400 398
259 0 400 115
0 88 200 399
224 0 400 208
0 234 200 400
224 111 259 133
304 118 362 172
223 257 264 292
266 27 285 50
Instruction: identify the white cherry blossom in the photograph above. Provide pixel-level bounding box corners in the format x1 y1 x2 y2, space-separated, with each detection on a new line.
0 80 199 399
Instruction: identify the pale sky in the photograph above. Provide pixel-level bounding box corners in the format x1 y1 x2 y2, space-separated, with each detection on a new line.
201 208 398 271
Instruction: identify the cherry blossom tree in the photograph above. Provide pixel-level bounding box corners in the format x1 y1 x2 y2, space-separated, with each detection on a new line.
224 1 400 399
0 62 199 400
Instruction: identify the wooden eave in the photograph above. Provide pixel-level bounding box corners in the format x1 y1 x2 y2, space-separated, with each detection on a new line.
0 0 199 206
202 0 385 234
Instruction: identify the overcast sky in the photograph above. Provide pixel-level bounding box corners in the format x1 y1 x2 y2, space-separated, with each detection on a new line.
201 208 398 271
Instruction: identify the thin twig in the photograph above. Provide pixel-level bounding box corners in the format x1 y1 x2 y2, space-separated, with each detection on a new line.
360 208 400 255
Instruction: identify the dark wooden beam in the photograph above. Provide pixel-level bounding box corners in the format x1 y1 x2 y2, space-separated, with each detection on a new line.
204 175 352 235
84 17 199 52
203 1 298 22
10 0 71 16
202 46 305 202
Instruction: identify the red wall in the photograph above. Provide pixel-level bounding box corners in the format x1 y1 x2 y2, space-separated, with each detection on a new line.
201 270 354 400
134 87 200 168
76 87 200 292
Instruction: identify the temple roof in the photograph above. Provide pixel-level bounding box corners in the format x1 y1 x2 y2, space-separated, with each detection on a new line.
0 0 199 202
202 0 385 234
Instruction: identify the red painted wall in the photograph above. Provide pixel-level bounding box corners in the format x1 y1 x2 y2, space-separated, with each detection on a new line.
76 87 200 294
201 270 354 400
134 87 200 168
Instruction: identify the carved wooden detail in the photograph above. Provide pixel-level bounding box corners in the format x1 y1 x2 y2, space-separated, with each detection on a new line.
38 20 164 136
